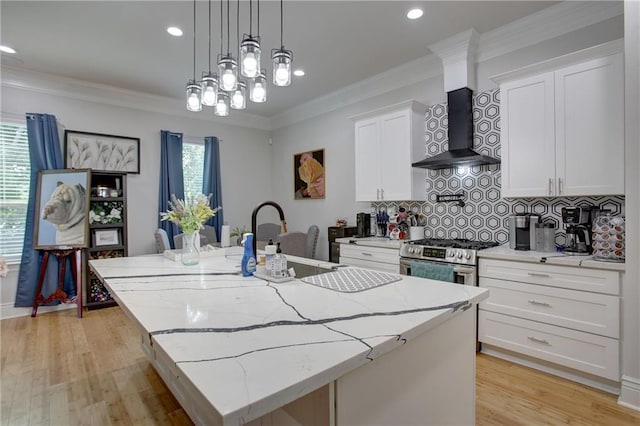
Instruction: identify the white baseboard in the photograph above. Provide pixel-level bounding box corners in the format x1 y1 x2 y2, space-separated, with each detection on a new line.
619 375 640 412
481 345 620 395
0 301 76 320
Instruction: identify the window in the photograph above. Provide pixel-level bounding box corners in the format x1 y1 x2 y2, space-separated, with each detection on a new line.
182 140 205 200
0 122 30 264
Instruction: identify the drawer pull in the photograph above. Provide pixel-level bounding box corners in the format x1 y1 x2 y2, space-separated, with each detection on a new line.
527 272 550 278
528 336 551 346
528 300 551 307
361 252 373 256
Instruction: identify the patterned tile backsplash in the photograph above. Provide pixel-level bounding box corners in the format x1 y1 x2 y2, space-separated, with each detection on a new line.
371 89 625 245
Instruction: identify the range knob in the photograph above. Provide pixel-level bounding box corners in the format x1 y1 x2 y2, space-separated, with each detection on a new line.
464 251 471 260
447 250 454 257
456 250 463 259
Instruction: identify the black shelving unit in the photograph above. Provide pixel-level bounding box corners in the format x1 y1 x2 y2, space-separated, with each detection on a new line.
85 171 128 310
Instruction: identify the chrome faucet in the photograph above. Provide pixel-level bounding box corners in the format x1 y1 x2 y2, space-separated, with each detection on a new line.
251 201 287 255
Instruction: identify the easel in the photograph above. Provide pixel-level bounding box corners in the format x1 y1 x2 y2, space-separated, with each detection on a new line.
31 249 83 318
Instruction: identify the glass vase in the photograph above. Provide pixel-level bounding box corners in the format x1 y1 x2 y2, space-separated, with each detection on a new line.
181 231 200 266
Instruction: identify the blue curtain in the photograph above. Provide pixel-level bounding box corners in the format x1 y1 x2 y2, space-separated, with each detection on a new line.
203 136 224 240
158 130 184 248
15 113 75 307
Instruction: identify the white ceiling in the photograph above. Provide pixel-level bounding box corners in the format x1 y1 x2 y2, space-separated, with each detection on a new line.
1 1 560 118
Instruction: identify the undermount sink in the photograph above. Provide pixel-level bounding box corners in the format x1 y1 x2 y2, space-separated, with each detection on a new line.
287 261 336 279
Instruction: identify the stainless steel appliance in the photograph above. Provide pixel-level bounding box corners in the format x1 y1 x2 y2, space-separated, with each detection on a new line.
399 238 500 286
561 206 592 255
508 213 541 251
356 212 371 238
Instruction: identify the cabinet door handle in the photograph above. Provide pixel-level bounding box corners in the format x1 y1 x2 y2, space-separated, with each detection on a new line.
558 178 563 195
548 178 554 195
380 188 384 200
528 300 551 307
361 252 373 256
527 272 550 278
528 336 551 346
376 189 380 200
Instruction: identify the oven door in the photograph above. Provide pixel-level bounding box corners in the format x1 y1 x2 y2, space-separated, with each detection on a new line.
399 258 476 286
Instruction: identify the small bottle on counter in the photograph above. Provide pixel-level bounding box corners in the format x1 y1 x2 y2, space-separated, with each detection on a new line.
271 242 287 278
265 241 276 276
241 233 257 277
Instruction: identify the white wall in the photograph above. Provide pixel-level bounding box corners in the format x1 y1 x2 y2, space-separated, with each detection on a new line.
1 85 272 316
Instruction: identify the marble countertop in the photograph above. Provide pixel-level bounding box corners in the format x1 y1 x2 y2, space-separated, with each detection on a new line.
335 236 404 249
89 252 487 425
478 244 625 272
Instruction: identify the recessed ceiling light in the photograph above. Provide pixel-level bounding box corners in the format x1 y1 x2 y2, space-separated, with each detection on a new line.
293 69 305 77
406 8 424 20
167 26 183 37
0 45 17 54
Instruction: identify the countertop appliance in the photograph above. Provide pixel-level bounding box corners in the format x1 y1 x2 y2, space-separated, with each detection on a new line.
561 206 592 255
399 238 500 286
508 213 541 251
356 212 371 238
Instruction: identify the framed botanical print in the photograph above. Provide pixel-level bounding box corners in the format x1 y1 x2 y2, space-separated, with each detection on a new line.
64 130 140 174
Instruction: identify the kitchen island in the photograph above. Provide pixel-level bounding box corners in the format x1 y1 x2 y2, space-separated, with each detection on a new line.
89 252 488 425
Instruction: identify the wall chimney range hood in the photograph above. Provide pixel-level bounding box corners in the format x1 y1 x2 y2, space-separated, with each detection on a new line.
412 88 501 170
412 28 500 170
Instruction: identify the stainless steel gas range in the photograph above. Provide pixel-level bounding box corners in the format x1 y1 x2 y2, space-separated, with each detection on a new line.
399 238 500 286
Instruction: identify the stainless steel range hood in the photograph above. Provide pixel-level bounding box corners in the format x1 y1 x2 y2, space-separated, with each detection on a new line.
412 88 500 170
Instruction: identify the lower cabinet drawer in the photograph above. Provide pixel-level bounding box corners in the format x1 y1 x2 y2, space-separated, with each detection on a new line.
479 311 619 381
339 256 399 273
340 244 399 264
479 277 619 338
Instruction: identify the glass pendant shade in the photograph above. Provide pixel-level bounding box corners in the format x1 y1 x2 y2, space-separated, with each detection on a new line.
249 71 267 103
240 36 261 78
230 81 247 110
272 49 292 87
186 80 202 111
200 73 218 106
217 55 238 92
215 92 230 116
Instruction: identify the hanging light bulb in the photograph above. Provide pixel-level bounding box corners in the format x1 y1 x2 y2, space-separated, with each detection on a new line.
240 37 261 78
215 91 230 116
271 0 292 87
200 0 218 107
187 80 202 111
186 0 202 111
240 0 260 78
217 0 237 92
249 69 267 103
231 80 247 109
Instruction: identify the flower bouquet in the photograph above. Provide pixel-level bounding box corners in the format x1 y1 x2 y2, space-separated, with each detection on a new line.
160 193 221 233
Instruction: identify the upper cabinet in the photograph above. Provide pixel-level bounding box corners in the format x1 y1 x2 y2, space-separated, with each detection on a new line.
352 100 427 201
495 41 624 198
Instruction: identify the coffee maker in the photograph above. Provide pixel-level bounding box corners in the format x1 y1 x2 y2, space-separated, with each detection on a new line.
561 206 592 255
509 213 541 251
356 212 371 238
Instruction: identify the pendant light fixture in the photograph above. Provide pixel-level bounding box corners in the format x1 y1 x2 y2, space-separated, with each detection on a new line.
200 0 218 107
186 0 202 111
240 0 260 78
217 0 238 92
272 0 292 87
249 69 267 103
215 92 230 116
231 0 246 110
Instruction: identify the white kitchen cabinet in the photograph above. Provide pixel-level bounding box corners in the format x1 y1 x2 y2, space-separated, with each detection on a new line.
478 258 620 384
496 43 624 198
352 100 427 201
339 244 400 273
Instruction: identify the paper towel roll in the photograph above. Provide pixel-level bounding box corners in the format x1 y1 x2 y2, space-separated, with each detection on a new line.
221 225 231 247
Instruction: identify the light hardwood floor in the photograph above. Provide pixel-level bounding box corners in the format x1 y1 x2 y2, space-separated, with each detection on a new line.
2 307 639 425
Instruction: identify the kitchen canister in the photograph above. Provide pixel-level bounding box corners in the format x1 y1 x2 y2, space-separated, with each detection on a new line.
592 214 625 262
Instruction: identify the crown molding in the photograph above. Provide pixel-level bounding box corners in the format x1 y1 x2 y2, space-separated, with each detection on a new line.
272 1 623 129
477 0 624 62
0 66 272 131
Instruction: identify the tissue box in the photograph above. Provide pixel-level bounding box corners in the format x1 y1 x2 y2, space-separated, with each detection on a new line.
163 245 226 261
